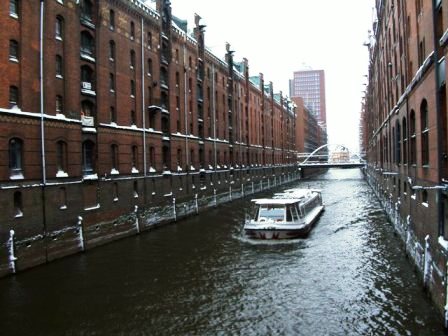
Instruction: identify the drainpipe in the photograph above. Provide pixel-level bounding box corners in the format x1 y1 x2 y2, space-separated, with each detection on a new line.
184 44 189 174
141 18 147 177
40 0 48 261
212 64 217 171
39 0 46 185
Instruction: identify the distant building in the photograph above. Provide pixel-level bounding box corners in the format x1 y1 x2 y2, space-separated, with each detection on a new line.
289 69 327 128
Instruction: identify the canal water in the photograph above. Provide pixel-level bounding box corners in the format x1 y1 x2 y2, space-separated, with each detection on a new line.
1 169 447 335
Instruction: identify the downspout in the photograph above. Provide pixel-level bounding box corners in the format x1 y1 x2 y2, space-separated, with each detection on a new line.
40 0 46 185
183 44 189 172
141 18 147 177
212 64 217 171
40 0 48 261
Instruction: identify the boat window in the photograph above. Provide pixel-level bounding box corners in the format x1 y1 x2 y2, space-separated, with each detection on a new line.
299 205 305 218
291 206 299 221
259 205 284 221
286 206 293 222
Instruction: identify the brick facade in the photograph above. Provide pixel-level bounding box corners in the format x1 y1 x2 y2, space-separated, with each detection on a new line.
0 0 300 276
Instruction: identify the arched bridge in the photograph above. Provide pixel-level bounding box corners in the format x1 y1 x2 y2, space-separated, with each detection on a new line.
297 144 366 169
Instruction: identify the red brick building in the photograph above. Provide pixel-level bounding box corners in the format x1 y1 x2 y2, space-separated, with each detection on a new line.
0 0 299 276
362 0 448 323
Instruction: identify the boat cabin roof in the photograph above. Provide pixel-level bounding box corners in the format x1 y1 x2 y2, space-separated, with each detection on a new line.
251 198 301 205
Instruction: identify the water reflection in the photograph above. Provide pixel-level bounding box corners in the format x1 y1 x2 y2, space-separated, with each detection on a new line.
0 169 446 335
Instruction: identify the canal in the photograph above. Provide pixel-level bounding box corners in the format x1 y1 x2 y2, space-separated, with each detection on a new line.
0 169 447 335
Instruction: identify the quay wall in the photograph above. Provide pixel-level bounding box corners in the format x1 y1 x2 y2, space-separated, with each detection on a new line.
0 166 302 278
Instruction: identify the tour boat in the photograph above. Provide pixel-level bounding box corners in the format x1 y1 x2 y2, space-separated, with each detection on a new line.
244 188 324 239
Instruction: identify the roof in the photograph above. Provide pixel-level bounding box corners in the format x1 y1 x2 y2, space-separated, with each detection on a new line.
251 198 301 205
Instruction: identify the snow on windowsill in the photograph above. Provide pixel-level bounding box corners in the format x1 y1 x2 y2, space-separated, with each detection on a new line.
10 173 24 180
83 173 98 181
85 204 100 211
56 170 68 178
132 167 139 174
110 168 119 175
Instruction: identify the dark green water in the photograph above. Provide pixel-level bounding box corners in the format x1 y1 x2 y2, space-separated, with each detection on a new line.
0 169 446 335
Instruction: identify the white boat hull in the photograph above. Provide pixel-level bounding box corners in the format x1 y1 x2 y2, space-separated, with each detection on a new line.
244 205 324 240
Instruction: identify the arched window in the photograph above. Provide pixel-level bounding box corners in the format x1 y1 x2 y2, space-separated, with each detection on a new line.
111 144 119 172
9 86 19 108
395 120 401 165
9 40 19 62
81 65 93 85
109 40 115 61
402 117 408 164
162 146 170 170
147 32 152 48
56 95 63 114
56 140 67 173
109 73 115 92
55 16 64 40
176 148 182 167
132 145 138 171
410 110 416 165
9 137 23 178
130 21 135 40
130 80 135 97
80 31 94 57
113 182 119 201
133 181 138 198
110 106 116 123
82 140 95 175
13 191 23 217
56 55 63 77
109 9 115 30
420 100 429 166
10 0 19 18
160 67 168 87
130 110 136 125
80 0 93 22
130 50 136 69
81 100 94 116
149 146 156 171
59 187 67 209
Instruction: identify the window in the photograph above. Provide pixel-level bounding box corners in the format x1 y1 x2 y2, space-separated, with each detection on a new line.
109 73 115 92
56 55 63 77
81 100 94 116
149 146 156 170
130 80 135 97
9 86 19 108
80 0 93 22
109 41 115 61
130 50 136 69
55 16 64 40
133 181 138 198
110 106 116 123
402 117 408 164
111 144 119 173
130 21 135 40
14 191 23 218
59 187 67 210
421 100 429 166
80 31 94 57
131 110 136 125
410 110 416 165
56 95 63 114
132 146 138 171
82 140 95 174
9 40 19 62
10 0 19 18
56 140 68 174
109 10 115 30
9 138 23 178
113 182 119 201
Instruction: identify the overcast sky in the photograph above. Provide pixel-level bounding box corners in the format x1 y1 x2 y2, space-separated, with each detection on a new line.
169 0 375 153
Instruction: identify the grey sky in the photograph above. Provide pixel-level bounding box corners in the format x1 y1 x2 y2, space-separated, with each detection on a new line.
169 0 374 153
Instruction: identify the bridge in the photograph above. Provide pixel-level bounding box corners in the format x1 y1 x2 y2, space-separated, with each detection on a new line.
297 144 366 169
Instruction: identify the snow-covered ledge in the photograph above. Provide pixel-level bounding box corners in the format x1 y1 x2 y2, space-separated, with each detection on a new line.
438 236 448 252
